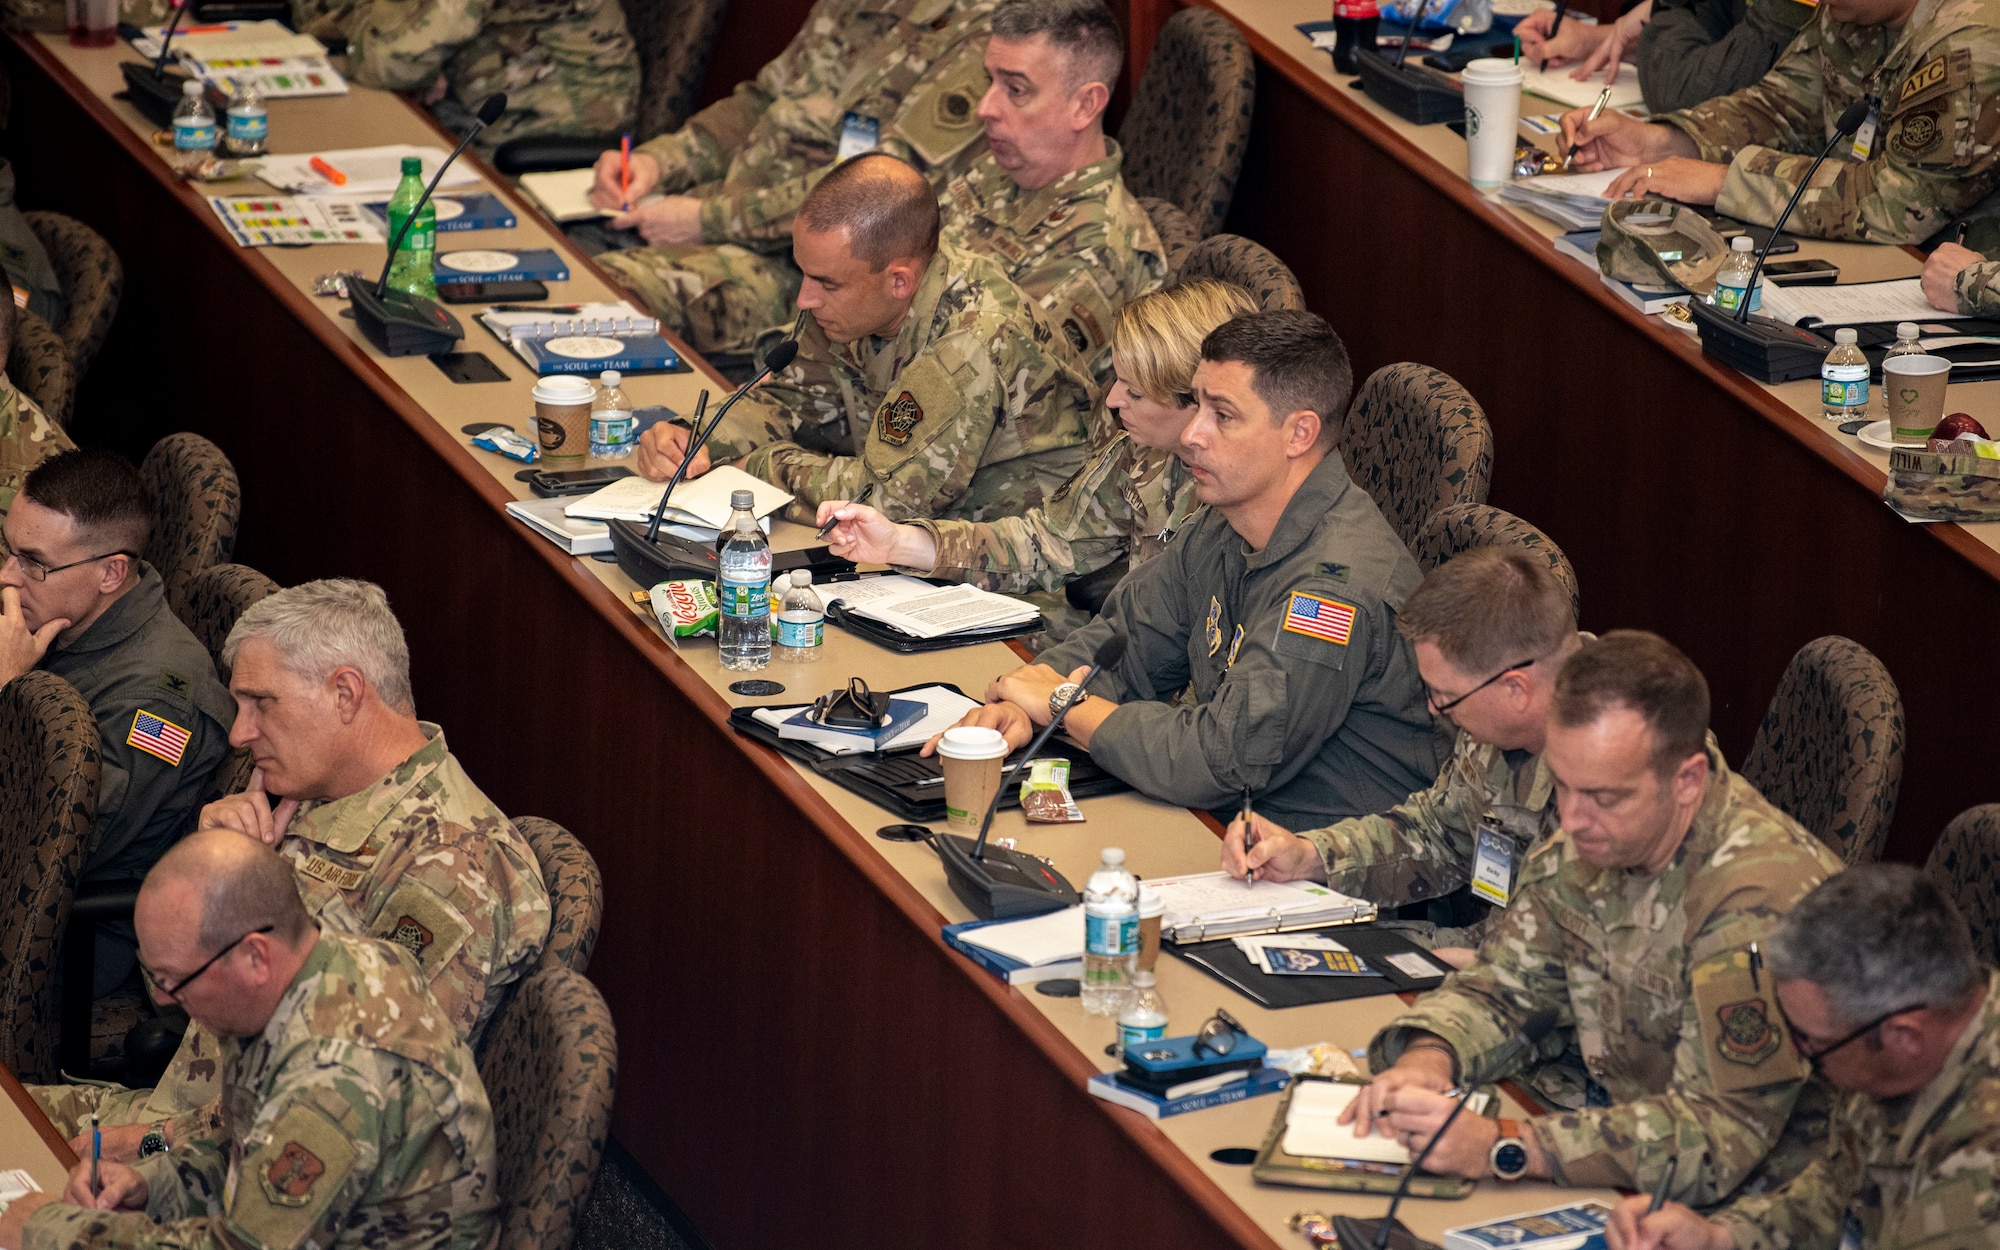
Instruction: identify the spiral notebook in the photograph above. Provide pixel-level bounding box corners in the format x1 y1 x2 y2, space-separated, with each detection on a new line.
476 301 684 375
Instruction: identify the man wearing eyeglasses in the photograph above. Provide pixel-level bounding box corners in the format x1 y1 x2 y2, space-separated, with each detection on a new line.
1343 631 1844 1209
0 448 233 997
1221 547 1584 962
0 830 498 1250
1607 864 1999 1250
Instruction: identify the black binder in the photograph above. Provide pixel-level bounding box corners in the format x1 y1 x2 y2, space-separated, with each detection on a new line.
1169 924 1451 1009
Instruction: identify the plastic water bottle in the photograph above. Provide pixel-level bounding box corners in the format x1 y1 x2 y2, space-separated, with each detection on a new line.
775 569 824 663
171 80 217 172
589 370 636 459
1712 236 1760 314
1821 328 1870 421
717 489 771 670
1117 970 1169 1051
385 156 437 300
1884 322 1926 361
223 82 268 156
768 572 790 643
1082 847 1140 1016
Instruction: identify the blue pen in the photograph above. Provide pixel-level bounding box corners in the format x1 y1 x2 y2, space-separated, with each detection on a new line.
90 1114 101 1197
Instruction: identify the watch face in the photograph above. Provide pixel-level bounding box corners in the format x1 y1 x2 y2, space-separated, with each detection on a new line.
1493 1141 1529 1178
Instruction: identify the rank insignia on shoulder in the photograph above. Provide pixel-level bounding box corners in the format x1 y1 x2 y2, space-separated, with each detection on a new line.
127 709 191 766
1716 998 1782 1065
1281 592 1356 646
878 391 925 446
1316 561 1351 583
158 670 190 697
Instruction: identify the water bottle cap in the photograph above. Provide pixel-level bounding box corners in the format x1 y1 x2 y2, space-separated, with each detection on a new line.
182 79 203 96
730 489 755 510
1835 328 1858 344
1898 322 1920 338
401 156 422 175
1732 236 1754 252
600 370 621 386
772 573 790 592
1101 847 1125 866
792 569 811 586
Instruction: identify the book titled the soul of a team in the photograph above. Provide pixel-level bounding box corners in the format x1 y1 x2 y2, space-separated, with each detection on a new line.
1444 1200 1613 1250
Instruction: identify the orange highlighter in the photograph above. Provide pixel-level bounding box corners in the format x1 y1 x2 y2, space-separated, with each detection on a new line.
309 155 347 186
619 135 631 212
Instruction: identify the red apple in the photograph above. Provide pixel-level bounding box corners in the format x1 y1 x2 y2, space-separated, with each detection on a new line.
1933 413 1989 441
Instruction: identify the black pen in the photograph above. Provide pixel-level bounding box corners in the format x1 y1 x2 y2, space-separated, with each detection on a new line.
1648 1157 1679 1213
1958 220 1971 245
816 482 874 540
1542 0 1569 71
1749 940 1762 991
1241 786 1258 888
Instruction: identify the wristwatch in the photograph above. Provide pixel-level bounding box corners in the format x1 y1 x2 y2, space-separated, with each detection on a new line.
1489 1118 1529 1181
138 1121 169 1158
1048 682 1087 719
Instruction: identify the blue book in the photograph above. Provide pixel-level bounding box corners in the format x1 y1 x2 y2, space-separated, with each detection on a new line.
363 192 517 233
1086 1067 1290 1119
1444 1201 1613 1250
776 696 926 751
941 911 1082 986
435 247 570 284
512 332 683 375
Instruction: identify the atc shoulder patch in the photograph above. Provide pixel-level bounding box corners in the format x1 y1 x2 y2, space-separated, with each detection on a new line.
1715 999 1782 1065
127 709 192 766
1692 947 1809 1092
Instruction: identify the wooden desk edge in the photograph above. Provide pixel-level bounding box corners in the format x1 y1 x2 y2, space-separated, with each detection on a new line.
1188 0 2000 585
0 1065 79 1171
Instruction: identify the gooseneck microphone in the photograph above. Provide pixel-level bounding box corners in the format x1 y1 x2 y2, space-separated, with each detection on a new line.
1735 97 1871 323
151 0 190 78
1335 1008 1561 1250
348 92 507 357
640 337 801 541
969 631 1128 860
119 0 199 125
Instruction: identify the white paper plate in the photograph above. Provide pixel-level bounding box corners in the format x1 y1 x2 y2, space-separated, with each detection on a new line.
1857 419 1926 451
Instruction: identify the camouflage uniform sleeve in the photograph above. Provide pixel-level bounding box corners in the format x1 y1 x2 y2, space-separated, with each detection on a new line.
21 1143 234 1250
1952 258 2000 314
1709 1144 1855 1250
1300 732 1484 906
0 385 75 520
703 352 836 465
343 0 493 93
1370 842 1576 1080
1658 17 1827 164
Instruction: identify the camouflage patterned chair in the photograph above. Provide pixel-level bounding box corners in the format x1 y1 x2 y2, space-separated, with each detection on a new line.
10 305 75 431
1177 235 1305 312
1343 364 1493 550
1414 503 1580 621
1118 8 1255 237
1140 196 1200 276
513 818 603 977
140 433 241 619
0 671 97 1084
1741 636 1904 866
23 211 123 379
177 562 279 675
1926 805 2000 967
484 968 618 1250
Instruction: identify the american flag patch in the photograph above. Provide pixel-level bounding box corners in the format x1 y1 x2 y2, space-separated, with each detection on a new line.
1281 592 1356 646
127 709 191 766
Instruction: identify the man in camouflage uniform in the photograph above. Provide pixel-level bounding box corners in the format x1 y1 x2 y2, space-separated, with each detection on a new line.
1221 547 1586 954
0 292 73 521
297 0 638 154
1346 631 1842 1208
29 579 546 1159
0 832 497 1250
943 0 1166 385
1607 864 2000 1250
635 154 1093 526
938 312 1446 830
1 451 233 995
1560 0 2000 243
592 0 996 356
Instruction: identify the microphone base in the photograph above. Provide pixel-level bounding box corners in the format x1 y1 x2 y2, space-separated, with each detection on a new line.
119 61 196 127
1332 1217 1443 1250
348 284 465 357
608 519 852 593
934 833 1079 920
1687 298 1830 383
1352 48 1465 125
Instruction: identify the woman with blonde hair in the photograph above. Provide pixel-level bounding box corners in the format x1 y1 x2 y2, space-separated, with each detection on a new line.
815 279 1258 638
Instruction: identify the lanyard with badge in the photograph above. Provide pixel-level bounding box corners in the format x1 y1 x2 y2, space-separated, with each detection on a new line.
1469 819 1518 908
1853 0 1943 160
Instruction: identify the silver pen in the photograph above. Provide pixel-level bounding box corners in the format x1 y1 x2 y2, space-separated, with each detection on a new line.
1565 85 1614 168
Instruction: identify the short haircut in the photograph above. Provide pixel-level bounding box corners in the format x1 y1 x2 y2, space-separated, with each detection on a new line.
1766 864 1980 1029
222 578 415 715
1199 311 1355 450
1113 280 1258 407
20 447 152 555
992 0 1125 94
150 830 313 951
1550 629 1708 777
1397 547 1577 676
797 154 940 271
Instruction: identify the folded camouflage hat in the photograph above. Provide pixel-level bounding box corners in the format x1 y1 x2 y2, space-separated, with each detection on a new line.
1597 199 1731 296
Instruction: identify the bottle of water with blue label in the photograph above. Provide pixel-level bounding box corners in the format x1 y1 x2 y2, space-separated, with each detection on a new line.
1117 970 1168 1050
223 83 267 156
775 569 824 663
1082 847 1140 1016
717 489 771 670
1712 236 1761 314
171 80 216 172
589 370 635 459
1821 328 1870 421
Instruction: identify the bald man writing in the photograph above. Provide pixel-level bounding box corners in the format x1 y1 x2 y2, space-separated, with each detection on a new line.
0 831 498 1250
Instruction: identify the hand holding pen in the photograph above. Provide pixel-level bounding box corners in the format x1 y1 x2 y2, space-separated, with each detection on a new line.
1566 85 1614 167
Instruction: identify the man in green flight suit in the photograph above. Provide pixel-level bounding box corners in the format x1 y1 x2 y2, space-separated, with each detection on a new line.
1562 0 2000 243
1221 546 1586 960
1609 863 2000 1250
0 831 499 1250
1344 631 1843 1208
633 153 1094 526
591 0 997 356
0 449 232 996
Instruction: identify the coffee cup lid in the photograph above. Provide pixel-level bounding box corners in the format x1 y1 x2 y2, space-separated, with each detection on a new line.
937 726 1009 761
1462 58 1525 84
531 376 594 404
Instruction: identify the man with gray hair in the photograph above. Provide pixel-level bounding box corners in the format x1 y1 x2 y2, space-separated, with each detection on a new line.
1608 863 2000 1250
28 578 547 1161
0 831 499 1250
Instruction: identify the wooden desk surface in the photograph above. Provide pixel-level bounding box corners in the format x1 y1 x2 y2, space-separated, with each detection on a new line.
11 32 1614 1246
0 1066 76 1199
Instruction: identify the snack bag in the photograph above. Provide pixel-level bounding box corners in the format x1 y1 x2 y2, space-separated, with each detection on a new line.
649 579 719 648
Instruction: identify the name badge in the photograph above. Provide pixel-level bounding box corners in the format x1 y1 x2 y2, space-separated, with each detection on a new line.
1851 97 1881 160
297 853 367 891
1470 823 1516 908
836 112 882 161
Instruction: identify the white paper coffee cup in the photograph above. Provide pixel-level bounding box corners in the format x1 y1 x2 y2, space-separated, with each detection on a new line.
1462 59 1525 189
938 726 1009 832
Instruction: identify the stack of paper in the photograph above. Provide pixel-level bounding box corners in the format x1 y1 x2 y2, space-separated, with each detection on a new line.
506 496 610 555
564 465 792 529
1143 871 1375 943
1281 1080 1412 1163
821 575 1040 640
955 906 1084 968
1760 277 1972 328
749 683 982 755
258 146 478 196
1497 168 1626 231
136 20 347 97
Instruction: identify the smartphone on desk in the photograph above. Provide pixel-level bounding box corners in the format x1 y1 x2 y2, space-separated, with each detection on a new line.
1763 258 1841 286
529 466 633 497
437 279 549 304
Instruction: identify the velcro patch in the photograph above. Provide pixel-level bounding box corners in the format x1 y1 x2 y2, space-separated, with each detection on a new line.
1900 56 1947 103
296 854 367 892
375 879 472 978
127 709 191 766
1893 110 1944 159
1715 998 1782 1065
1280 592 1356 645
231 1102 356 1249
1692 948 1808 1092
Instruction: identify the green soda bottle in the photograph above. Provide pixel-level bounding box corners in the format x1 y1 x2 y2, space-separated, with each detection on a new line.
384 156 436 299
